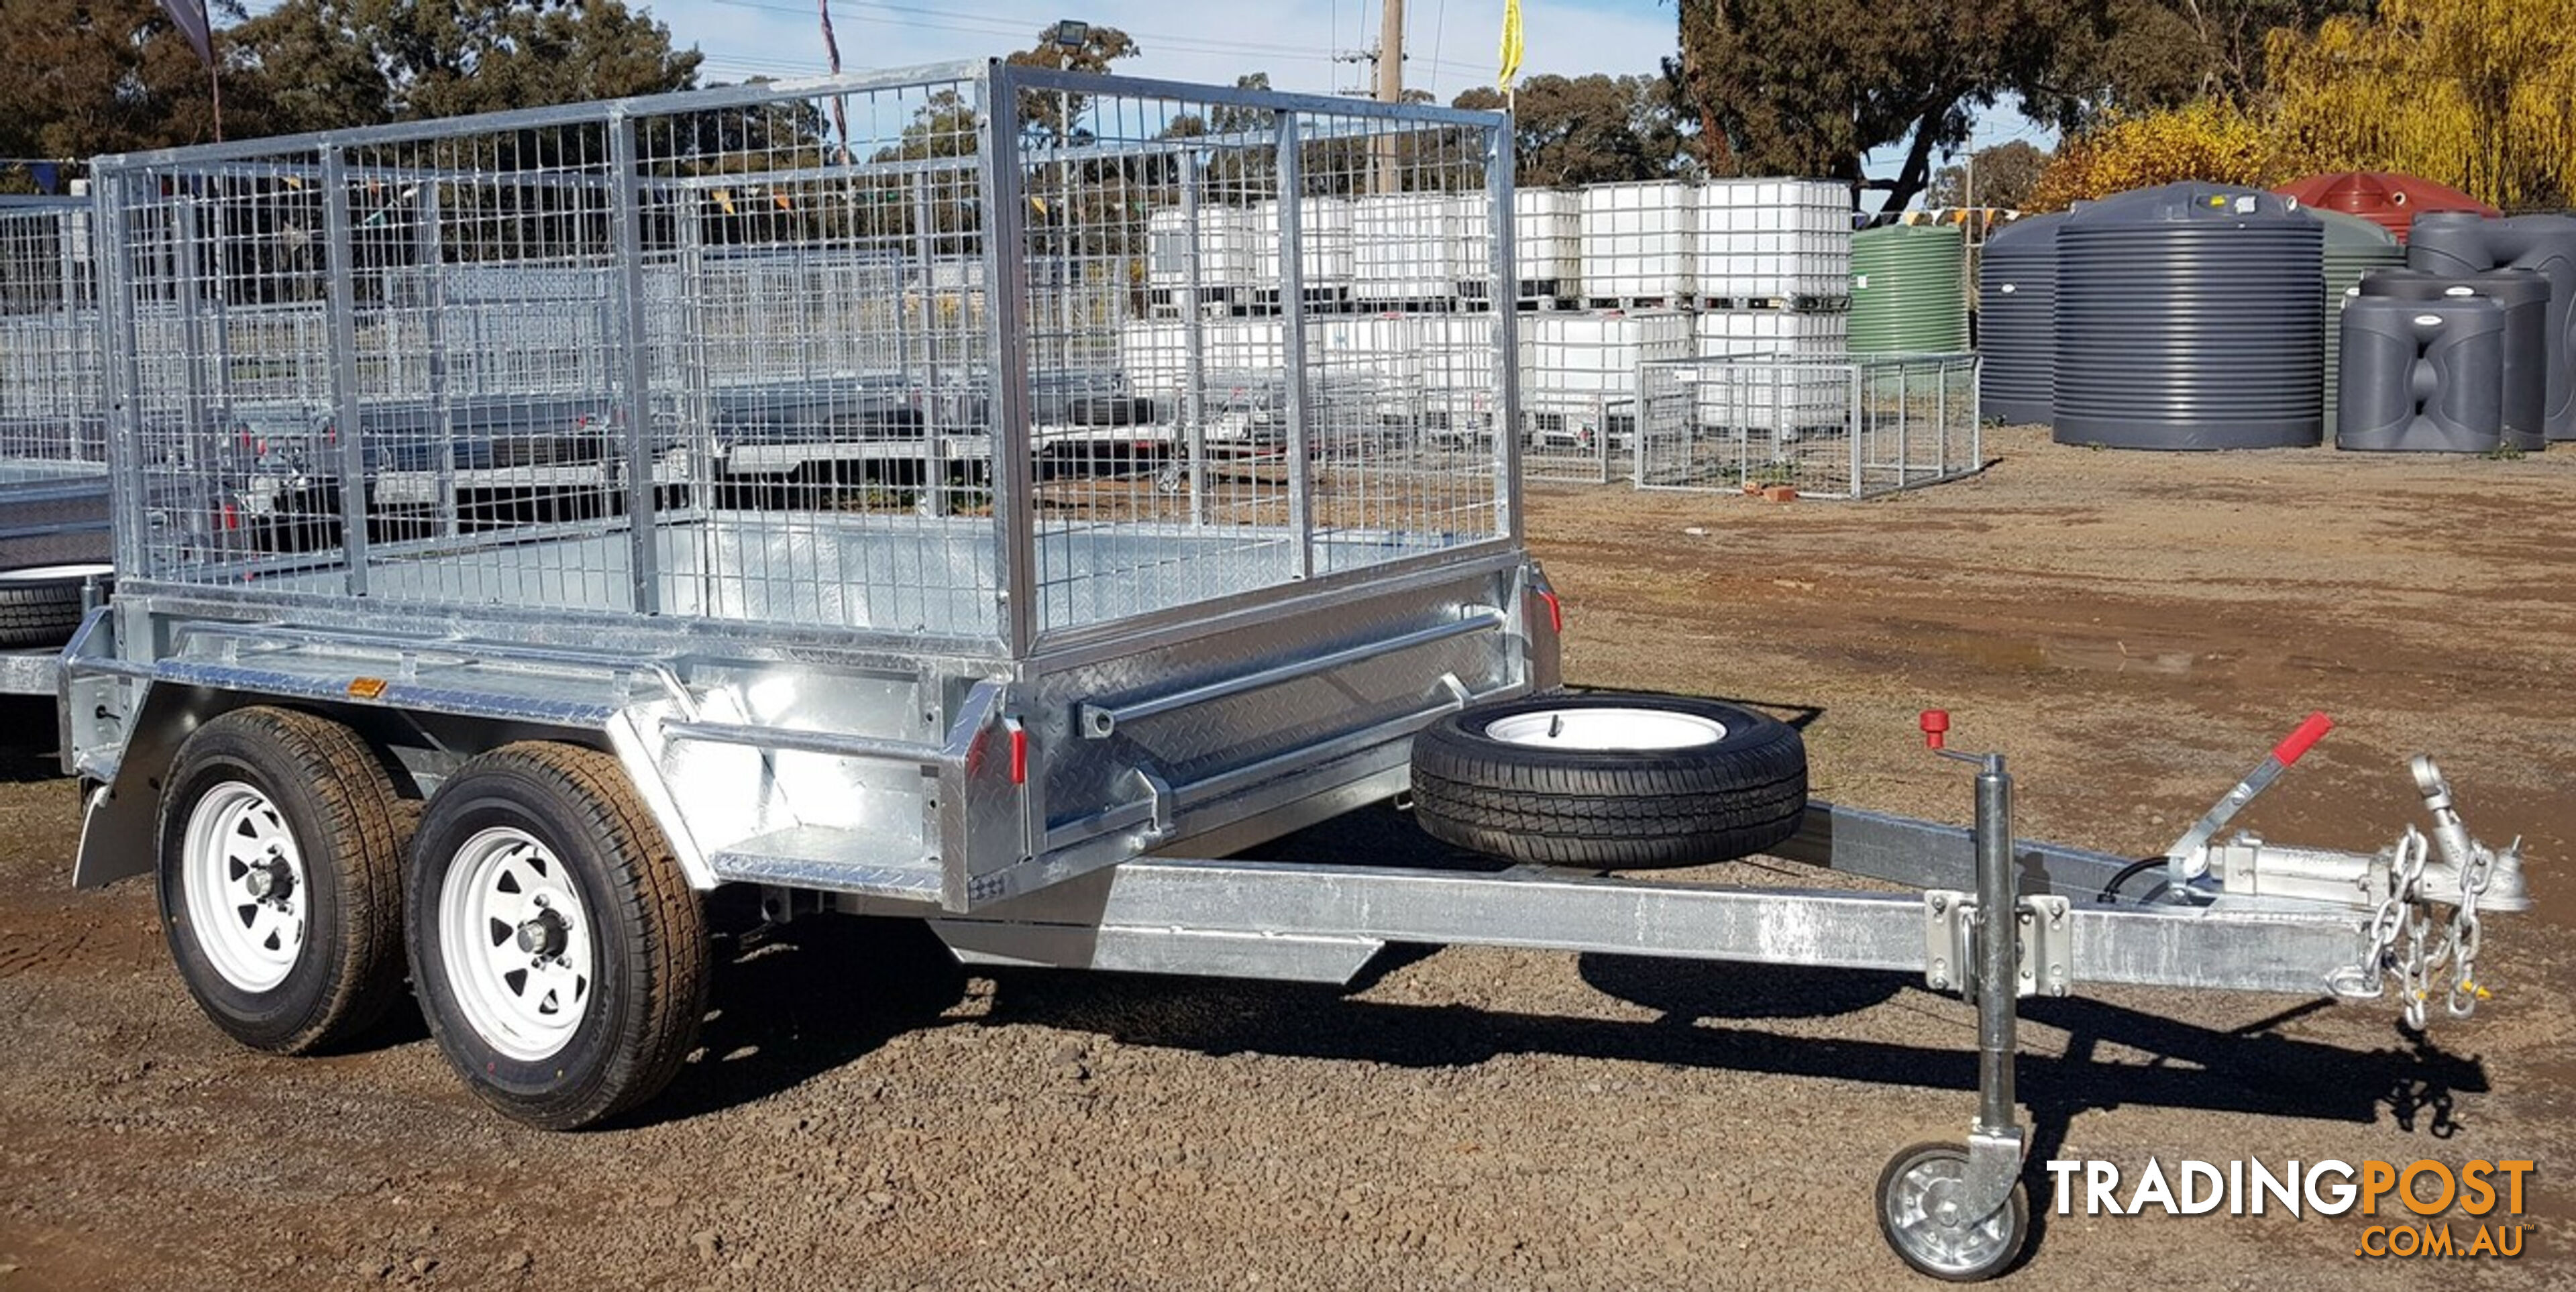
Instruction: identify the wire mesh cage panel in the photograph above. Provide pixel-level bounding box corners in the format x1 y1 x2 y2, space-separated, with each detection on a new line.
1635 354 1980 499
1518 310 1686 484
91 64 1517 653
0 201 105 482
1004 67 1511 641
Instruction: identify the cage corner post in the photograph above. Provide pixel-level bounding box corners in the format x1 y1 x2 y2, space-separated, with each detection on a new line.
1275 113 1313 584
607 107 663 615
1487 118 1522 539
977 63 1038 656
319 143 372 596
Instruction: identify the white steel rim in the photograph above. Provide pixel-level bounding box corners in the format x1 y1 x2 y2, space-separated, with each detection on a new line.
1485 707 1727 751
438 826 595 1063
181 780 308 993
0 562 110 584
1884 1154 2017 1277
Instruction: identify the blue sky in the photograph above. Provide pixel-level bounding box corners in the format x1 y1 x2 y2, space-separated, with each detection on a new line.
244 0 2053 200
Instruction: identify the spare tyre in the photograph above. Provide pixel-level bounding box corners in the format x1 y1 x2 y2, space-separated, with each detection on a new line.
1409 692 1807 867
0 563 110 649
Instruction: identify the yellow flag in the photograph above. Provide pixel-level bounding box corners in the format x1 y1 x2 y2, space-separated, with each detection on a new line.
1498 0 1523 93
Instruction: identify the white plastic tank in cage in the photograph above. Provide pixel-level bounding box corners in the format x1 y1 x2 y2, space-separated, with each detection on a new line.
1116 319 1191 396
1686 356 1850 440
1410 314 1509 408
1147 206 1257 300
1252 197 1356 300
1205 317 1287 374
1310 313 1417 381
1692 308 1848 359
1695 178 1850 303
1445 189 1580 303
1526 309 1691 395
1578 181 1695 301
1354 193 1466 304
1515 189 1582 301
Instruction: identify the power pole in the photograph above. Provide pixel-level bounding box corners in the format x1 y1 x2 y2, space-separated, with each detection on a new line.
1373 0 1405 193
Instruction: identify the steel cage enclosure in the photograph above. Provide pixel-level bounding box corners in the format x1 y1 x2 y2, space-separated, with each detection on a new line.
1635 353 1984 499
86 62 1519 659
74 64 1545 915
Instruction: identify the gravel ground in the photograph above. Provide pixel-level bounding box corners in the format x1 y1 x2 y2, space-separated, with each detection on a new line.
2 424 2572 1289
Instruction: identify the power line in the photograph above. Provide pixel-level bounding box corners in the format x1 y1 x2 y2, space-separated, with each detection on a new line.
1428 0 1448 98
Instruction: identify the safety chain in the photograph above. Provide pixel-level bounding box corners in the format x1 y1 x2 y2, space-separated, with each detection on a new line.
2326 826 2504 1026
2327 828 2426 1004
2444 839 2497 1021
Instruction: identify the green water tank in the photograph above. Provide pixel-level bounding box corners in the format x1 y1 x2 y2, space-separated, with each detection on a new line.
2314 207 2405 425
1850 223 1969 354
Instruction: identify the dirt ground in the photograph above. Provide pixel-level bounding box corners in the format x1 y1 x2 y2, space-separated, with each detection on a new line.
3 423 2573 1289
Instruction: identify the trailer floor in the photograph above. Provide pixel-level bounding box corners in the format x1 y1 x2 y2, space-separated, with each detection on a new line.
3 425 2572 1289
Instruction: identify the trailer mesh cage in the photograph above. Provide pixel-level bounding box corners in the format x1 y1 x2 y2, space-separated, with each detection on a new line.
0 199 104 484
91 62 1517 653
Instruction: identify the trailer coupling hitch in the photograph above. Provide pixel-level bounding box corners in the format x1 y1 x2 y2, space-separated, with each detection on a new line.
2314 756 2526 1027
2157 714 2527 1026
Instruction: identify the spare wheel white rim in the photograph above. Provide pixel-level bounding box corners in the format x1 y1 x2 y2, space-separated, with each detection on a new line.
1484 707 1727 751
182 779 309 993
439 826 595 1062
0 563 111 584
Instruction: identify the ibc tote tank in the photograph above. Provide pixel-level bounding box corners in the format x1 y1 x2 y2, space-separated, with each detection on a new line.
1976 213 2063 425
2053 183 2325 449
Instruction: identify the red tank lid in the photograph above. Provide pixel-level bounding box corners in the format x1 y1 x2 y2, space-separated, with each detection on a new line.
2271 172 2501 242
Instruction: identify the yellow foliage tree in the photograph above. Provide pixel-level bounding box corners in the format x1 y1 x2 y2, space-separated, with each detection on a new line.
2265 0 2576 211
2026 100 2273 212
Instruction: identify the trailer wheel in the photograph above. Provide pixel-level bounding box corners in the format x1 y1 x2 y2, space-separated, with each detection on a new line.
1408 692 1806 867
406 742 708 1130
0 563 109 649
1876 1142 2029 1281
157 706 416 1054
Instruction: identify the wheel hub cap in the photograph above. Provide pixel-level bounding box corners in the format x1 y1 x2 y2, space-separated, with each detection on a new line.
243 856 294 902
1887 1155 2015 1276
514 909 569 958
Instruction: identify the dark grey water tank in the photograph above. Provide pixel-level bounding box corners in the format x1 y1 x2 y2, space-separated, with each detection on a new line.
2055 183 2324 449
2408 212 2576 440
2337 296 2506 451
2314 209 2404 428
2359 266 2548 451
1976 213 2063 425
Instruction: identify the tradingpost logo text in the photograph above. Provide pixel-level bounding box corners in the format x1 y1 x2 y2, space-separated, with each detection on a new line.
2043 1158 2534 1258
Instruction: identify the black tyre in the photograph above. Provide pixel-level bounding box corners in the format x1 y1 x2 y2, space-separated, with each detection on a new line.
0 563 108 648
1064 394 1157 427
1876 1142 2031 1281
157 706 417 1054
406 741 708 1130
1409 692 1807 867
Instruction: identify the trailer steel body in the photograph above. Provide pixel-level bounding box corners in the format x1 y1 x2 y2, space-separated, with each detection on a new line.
64 64 2528 1279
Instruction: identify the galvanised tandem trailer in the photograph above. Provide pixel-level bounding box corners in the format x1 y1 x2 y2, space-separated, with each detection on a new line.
60 65 2526 1280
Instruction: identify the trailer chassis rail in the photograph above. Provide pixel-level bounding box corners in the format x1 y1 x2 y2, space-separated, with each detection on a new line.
844 708 2527 1280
